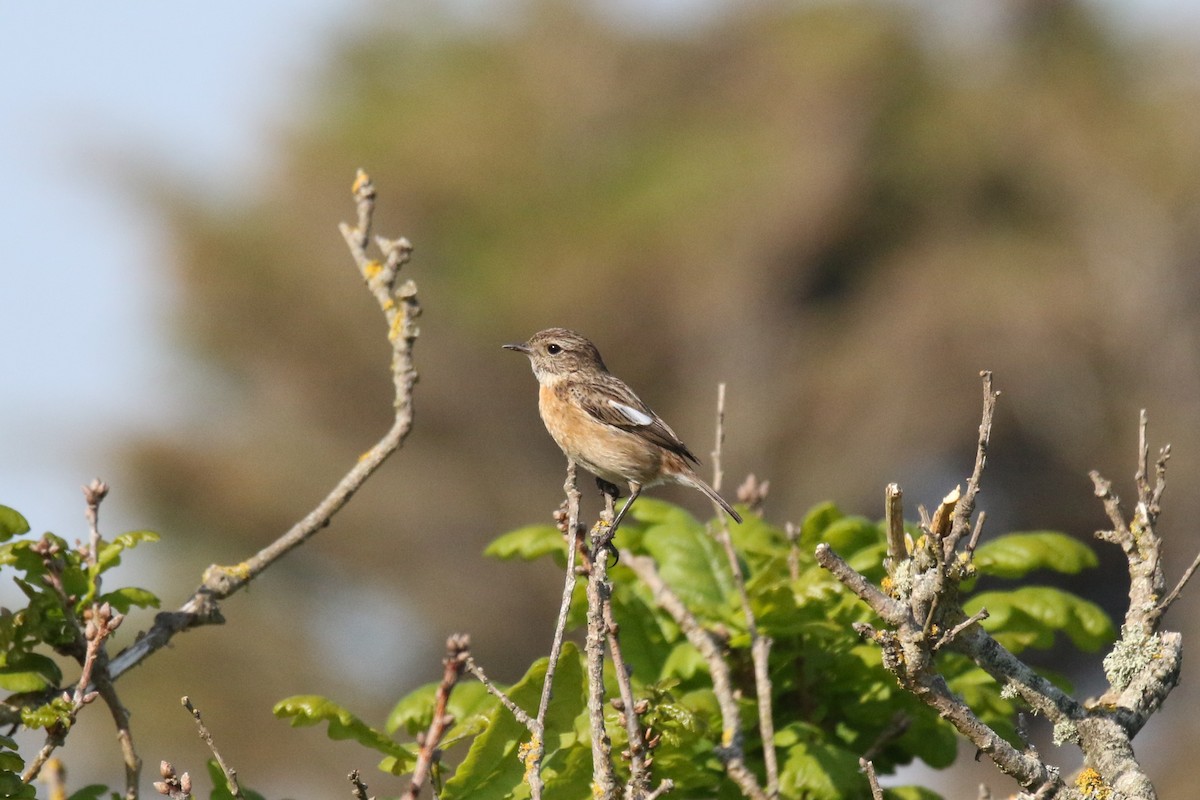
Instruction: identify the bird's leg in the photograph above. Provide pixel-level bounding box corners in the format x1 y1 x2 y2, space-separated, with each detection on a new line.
609 484 641 537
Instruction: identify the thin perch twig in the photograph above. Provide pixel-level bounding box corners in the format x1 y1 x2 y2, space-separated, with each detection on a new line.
528 462 583 800
585 496 619 799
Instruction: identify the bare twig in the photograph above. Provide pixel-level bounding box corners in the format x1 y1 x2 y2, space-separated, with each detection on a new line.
540 462 582 728
645 779 676 800
749 635 777 798
108 171 421 681
604 602 649 794
709 385 779 797
933 608 990 652
348 769 370 800
624 553 768 800
785 522 801 582
884 484 906 568
1157 549 1200 616
532 463 583 797
406 635 470 800
95 662 140 800
710 383 728 497
1150 443 1170 514
945 372 998 558
859 758 884 800
181 697 241 799
1089 472 1129 540
1090 470 1166 637
83 478 109 571
965 511 987 558
813 546 907 627
464 658 536 732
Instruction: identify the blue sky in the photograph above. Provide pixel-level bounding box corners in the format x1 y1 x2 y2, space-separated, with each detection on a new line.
0 1 349 539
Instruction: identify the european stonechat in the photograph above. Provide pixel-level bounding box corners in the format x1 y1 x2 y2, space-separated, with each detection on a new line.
504 328 742 532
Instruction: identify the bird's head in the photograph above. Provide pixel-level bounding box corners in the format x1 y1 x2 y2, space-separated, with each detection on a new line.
503 327 608 381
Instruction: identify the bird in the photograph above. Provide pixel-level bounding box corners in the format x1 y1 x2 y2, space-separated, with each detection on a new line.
504 327 742 534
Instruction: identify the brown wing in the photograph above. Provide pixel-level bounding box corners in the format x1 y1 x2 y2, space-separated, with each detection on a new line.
572 375 700 464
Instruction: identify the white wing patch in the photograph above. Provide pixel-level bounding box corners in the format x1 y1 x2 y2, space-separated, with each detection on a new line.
610 399 653 426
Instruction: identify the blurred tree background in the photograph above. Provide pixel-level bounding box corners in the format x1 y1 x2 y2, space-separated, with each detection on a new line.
67 0 1200 796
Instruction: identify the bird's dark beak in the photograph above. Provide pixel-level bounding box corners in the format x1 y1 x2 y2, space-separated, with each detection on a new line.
502 341 532 355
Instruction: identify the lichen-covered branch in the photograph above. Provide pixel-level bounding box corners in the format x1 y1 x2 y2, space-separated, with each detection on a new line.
585 498 619 799
107 170 421 681
817 377 1186 799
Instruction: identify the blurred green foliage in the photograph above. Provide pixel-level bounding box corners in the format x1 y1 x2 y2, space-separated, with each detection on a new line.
282 498 1112 798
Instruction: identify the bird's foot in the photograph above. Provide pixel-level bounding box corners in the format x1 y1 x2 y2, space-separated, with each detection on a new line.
589 519 619 568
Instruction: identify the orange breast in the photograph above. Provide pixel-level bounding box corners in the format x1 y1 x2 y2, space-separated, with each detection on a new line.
538 382 662 486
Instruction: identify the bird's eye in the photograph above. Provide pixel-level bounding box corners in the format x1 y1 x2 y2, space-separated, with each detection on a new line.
547 343 562 355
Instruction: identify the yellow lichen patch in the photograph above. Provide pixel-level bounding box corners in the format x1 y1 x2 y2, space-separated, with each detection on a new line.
225 562 252 580
364 260 383 279
1075 767 1111 799
382 298 395 311
518 735 541 782
352 169 371 193
881 576 895 594
721 727 734 747
388 312 405 341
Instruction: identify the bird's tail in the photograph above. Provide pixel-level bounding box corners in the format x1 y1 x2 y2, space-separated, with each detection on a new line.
687 474 743 524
